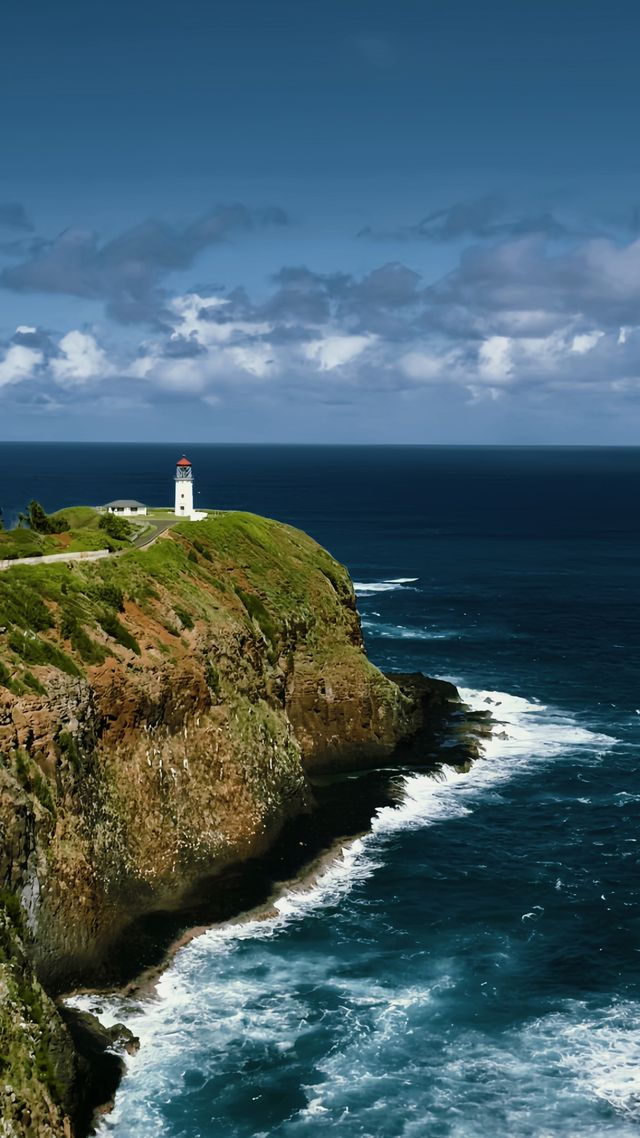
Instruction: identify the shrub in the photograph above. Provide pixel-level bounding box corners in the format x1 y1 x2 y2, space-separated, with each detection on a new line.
60 612 76 640
193 540 212 561
0 890 22 927
174 606 194 630
57 730 81 772
23 671 46 694
100 611 141 655
8 631 81 676
137 582 160 602
11 750 55 813
205 659 220 694
99 512 133 541
0 581 54 632
92 582 125 611
71 624 106 664
235 588 279 648
59 609 106 664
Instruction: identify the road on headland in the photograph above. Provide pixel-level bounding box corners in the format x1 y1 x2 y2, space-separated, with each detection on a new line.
0 517 180 571
131 518 179 548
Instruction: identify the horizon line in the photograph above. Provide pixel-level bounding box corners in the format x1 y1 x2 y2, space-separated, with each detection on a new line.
1 440 640 450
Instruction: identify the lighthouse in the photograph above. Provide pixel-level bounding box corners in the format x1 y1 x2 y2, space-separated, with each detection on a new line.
174 455 194 517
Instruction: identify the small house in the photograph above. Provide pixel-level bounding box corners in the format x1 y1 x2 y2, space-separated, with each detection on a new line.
104 499 148 517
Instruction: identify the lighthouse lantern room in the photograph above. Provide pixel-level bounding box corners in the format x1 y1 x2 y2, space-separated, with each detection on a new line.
174 455 194 517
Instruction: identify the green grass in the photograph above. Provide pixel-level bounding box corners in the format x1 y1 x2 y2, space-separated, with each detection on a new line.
146 506 221 518
50 506 101 529
0 509 360 688
0 527 50 560
0 506 137 559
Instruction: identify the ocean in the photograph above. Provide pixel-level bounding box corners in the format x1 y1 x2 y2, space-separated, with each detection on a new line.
5 444 640 1137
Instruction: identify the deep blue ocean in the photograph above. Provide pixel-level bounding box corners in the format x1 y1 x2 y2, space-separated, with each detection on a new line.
6 444 640 1137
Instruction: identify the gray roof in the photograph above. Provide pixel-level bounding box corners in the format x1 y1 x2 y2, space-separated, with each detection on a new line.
104 499 147 508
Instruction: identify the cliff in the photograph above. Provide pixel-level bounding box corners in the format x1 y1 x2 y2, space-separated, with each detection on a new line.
0 512 475 1136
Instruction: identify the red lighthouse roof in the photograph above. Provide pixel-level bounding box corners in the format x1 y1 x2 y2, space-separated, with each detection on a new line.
176 455 191 467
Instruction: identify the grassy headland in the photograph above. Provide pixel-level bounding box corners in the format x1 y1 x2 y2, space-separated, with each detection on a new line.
0 511 362 694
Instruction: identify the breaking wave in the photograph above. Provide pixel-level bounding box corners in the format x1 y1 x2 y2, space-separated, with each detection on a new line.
353 577 418 596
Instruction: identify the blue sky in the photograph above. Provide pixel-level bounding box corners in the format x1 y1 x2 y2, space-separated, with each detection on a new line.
2 0 640 442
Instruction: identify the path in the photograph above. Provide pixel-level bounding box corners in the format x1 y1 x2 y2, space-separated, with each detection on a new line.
131 518 178 548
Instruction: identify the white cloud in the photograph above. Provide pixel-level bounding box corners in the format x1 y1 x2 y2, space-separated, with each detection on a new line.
466 384 503 403
0 344 43 388
477 336 513 382
170 292 271 347
400 347 461 383
133 354 214 394
51 330 114 385
227 344 274 377
5 228 640 427
571 330 604 354
305 333 374 371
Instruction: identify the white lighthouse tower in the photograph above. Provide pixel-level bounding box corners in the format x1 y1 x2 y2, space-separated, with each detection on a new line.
174 455 194 517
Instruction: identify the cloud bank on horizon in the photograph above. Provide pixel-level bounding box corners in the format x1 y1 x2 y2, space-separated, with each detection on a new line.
2 0 640 443
2 198 640 438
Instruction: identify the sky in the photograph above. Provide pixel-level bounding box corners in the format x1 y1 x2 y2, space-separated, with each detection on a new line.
2 0 640 443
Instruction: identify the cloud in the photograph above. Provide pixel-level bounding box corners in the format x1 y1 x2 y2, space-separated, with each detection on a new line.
426 234 640 330
0 204 288 324
352 263 421 308
571 330 605 354
304 333 375 371
477 335 514 382
50 331 115 385
252 262 422 340
4 225 640 421
0 342 43 388
399 347 464 384
359 195 571 243
161 335 207 359
0 202 33 232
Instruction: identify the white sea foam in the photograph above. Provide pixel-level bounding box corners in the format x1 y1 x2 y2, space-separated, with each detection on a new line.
522 1001 640 1121
361 617 455 641
353 576 418 596
298 995 640 1136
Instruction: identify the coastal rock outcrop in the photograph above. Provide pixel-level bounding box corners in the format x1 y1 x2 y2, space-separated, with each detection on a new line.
0 512 481 1135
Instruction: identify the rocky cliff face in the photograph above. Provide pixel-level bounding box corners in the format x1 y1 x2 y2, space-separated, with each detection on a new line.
0 512 436 1135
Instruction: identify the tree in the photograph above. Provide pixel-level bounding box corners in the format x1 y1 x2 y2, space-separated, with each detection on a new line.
27 500 70 534
98 512 133 541
27 500 50 533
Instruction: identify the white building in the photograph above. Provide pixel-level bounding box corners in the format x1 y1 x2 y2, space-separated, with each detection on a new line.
104 499 148 516
174 455 207 520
